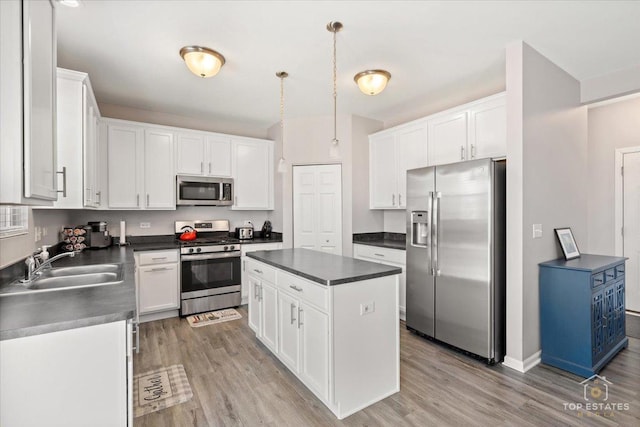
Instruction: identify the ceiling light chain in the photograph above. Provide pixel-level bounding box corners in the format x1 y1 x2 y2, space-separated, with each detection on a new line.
276 71 288 174
327 21 342 157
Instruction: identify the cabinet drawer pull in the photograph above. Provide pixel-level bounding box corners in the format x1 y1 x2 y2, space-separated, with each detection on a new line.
152 257 167 261
253 269 263 274
374 253 385 257
150 267 170 272
289 285 303 292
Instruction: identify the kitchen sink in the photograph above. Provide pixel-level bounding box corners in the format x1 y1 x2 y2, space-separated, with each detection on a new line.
0 263 125 296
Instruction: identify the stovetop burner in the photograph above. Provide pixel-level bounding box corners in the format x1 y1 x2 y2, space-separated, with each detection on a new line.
175 219 241 254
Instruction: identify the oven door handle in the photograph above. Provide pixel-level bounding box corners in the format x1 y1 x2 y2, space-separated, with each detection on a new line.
181 252 241 261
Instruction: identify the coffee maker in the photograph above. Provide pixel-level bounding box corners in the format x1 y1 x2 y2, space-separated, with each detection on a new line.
261 220 272 239
85 221 112 248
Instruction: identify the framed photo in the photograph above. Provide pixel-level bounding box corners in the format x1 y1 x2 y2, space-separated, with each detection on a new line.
554 228 580 260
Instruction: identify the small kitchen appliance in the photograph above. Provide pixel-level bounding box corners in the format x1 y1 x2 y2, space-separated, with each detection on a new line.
176 175 233 206
235 226 253 240
86 221 112 249
261 220 272 239
175 220 241 316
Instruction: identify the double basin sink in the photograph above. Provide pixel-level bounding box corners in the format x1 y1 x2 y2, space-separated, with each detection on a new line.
0 263 124 296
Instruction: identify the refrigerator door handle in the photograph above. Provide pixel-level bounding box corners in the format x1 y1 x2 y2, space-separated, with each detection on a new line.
432 191 442 276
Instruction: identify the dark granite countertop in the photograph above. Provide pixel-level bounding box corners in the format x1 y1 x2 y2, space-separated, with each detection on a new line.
353 232 406 250
247 248 401 286
0 245 150 340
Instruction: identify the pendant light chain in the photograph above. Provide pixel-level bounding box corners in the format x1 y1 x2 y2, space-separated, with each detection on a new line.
276 71 288 173
332 27 338 144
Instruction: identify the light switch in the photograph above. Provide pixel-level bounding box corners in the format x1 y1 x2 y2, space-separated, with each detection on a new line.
532 224 543 239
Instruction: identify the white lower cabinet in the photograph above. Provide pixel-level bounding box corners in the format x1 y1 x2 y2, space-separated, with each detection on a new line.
241 242 282 304
135 249 180 321
0 320 133 426
248 258 399 419
353 244 407 320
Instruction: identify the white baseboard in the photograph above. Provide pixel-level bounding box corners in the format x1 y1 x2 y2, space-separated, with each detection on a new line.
502 350 542 373
399 308 406 322
140 309 179 323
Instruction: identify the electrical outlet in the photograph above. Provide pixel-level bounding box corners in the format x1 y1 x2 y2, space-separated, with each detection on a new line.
34 226 42 242
42 227 48 237
139 222 151 229
532 224 543 239
360 301 375 316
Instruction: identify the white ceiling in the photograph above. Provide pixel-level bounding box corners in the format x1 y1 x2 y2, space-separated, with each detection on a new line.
56 1 640 131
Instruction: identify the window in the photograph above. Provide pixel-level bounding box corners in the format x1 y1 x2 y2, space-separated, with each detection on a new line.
0 206 29 238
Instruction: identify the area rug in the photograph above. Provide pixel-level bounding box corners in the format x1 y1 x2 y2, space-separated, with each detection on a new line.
186 308 242 328
627 313 640 339
134 364 192 417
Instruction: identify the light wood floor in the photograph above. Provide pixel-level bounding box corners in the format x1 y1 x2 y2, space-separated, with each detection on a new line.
134 306 640 426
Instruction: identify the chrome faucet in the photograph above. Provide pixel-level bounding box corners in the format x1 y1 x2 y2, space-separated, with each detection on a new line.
21 251 78 283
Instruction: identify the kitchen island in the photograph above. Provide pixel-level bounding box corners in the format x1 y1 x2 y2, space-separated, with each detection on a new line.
246 248 401 420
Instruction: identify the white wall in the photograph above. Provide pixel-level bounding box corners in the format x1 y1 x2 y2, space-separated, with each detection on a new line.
581 64 640 104
66 207 273 238
0 209 71 269
98 102 268 139
383 211 405 234
504 41 588 370
587 95 640 254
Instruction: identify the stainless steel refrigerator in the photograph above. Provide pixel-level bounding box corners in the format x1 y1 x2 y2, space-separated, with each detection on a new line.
406 158 506 363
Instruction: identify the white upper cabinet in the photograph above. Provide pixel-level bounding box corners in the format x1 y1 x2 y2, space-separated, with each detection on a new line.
52 68 102 209
369 123 428 209
107 123 144 209
0 0 57 204
468 95 507 160
175 132 232 177
427 93 506 166
232 138 274 210
144 129 175 209
427 111 468 165
107 120 175 210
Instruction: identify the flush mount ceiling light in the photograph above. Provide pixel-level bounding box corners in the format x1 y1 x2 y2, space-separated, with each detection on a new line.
56 0 81 7
276 71 288 174
179 46 225 78
327 21 342 158
354 69 391 95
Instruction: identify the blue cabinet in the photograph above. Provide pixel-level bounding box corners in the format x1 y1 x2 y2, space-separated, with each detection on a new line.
539 255 628 377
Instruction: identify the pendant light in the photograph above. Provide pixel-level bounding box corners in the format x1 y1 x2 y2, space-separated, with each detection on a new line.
179 46 225 78
276 71 288 174
354 69 391 95
327 21 342 158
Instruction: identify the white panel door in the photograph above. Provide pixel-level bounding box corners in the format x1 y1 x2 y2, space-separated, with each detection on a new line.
369 134 397 208
144 129 175 209
396 125 428 208
624 151 640 312
293 164 343 255
207 135 232 177
108 124 143 208
278 292 300 371
316 165 342 254
468 96 506 160
428 111 468 166
176 132 206 175
300 302 329 400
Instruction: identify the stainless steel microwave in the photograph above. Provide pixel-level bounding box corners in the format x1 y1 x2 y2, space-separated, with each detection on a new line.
176 175 233 206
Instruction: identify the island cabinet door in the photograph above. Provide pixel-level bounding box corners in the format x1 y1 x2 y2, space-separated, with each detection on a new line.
278 292 300 371
261 281 279 353
300 302 330 401
248 276 262 334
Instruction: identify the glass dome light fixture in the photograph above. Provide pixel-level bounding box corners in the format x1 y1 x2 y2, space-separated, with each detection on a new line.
179 46 226 78
276 71 289 174
354 69 391 95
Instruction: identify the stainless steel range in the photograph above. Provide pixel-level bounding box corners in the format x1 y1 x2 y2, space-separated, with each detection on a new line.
175 220 241 316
